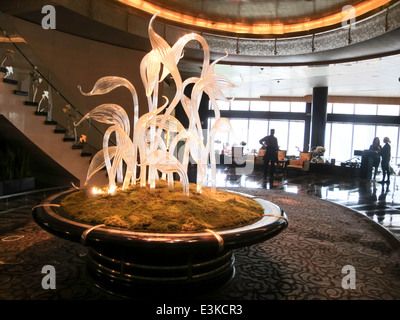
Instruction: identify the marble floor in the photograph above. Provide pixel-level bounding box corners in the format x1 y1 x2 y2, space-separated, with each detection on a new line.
1 167 400 242
214 166 400 241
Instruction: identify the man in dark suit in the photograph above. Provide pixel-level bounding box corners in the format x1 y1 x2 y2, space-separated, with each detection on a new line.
259 129 279 182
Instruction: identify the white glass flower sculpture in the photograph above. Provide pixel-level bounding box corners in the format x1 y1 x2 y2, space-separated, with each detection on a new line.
37 90 49 112
1 49 14 68
30 70 43 102
75 13 238 196
4 66 13 78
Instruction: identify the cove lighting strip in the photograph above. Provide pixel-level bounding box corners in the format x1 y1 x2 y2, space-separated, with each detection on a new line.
118 0 392 35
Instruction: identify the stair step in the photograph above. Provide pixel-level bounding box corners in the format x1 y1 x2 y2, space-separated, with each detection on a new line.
54 128 67 134
14 90 28 96
72 145 83 149
63 137 75 142
45 120 58 125
24 101 38 106
3 78 18 85
81 152 92 157
34 111 47 116
0 67 7 73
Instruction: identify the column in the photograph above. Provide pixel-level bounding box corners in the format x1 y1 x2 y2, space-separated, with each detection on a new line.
304 102 312 152
310 87 328 148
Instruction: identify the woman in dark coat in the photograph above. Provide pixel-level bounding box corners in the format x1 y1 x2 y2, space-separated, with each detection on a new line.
379 137 391 184
369 137 381 180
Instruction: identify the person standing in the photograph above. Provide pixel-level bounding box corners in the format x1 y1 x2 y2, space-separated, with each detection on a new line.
369 137 381 181
259 129 279 182
378 137 391 184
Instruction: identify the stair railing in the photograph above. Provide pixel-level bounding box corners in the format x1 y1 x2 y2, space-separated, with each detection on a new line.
0 12 116 159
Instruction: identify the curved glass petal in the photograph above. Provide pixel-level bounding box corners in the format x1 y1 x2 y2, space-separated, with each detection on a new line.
74 103 130 136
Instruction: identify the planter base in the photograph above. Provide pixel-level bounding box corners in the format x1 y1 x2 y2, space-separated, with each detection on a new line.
86 246 235 298
32 189 288 298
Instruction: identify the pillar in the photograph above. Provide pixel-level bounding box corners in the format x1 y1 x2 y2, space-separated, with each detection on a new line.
310 87 328 148
304 102 312 152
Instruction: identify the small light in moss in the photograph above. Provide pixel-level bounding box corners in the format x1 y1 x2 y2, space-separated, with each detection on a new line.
108 185 117 195
92 187 104 195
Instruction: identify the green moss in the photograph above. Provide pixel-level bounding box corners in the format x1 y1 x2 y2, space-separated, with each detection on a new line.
60 180 264 232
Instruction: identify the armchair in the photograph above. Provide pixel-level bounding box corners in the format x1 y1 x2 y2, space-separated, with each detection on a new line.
278 150 287 161
286 152 312 174
255 148 266 166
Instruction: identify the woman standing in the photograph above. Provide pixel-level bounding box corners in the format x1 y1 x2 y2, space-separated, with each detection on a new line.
379 137 391 184
369 137 381 180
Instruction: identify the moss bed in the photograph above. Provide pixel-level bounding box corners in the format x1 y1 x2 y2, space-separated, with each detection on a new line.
59 180 264 233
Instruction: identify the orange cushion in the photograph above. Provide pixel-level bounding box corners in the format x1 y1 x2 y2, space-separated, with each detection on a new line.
298 157 308 166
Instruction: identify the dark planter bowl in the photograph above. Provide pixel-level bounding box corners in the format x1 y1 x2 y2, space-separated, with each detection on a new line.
32 189 288 298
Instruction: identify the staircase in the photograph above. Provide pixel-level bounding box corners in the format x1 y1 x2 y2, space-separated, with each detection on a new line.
0 70 108 188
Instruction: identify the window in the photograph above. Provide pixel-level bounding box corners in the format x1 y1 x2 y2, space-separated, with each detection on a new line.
248 119 269 152
332 103 354 114
329 123 353 162
377 105 399 116
352 125 376 154
229 119 249 147
354 104 377 115
269 120 289 151
324 123 331 158
230 100 249 111
270 101 290 112
290 102 306 113
288 121 305 155
210 100 229 111
250 101 269 111
376 125 399 163
207 100 400 168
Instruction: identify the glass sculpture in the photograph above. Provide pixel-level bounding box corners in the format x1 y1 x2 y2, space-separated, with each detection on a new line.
37 90 49 112
75 13 238 196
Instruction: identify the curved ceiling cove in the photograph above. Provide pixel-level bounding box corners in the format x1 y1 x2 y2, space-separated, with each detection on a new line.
117 0 395 37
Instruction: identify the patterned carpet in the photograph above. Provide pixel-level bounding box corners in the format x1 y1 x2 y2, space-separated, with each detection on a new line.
1 188 400 300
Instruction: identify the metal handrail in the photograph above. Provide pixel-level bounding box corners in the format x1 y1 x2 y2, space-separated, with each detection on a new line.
0 16 116 148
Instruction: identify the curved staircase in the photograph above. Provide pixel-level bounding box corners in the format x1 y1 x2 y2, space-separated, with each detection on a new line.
0 70 108 188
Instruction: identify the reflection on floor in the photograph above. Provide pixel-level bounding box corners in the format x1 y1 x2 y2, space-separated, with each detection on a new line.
214 166 400 241
1 167 400 242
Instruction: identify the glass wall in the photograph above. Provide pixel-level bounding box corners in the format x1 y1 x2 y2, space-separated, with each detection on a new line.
325 123 400 164
213 100 306 113
208 100 400 166
208 100 307 156
208 117 304 156
248 119 269 152
325 103 400 164
328 123 353 162
329 103 400 116
352 124 376 152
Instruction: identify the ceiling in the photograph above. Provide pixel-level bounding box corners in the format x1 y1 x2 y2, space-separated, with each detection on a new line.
120 0 400 100
0 0 399 101
144 0 359 25
214 54 400 99
118 0 395 37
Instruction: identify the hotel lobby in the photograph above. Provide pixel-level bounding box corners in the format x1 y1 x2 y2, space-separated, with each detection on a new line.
1 0 400 310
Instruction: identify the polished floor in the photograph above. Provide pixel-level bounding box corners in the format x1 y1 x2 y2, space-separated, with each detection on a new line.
214 165 400 241
1 166 400 242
